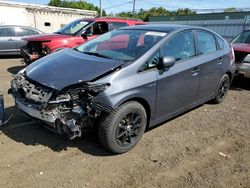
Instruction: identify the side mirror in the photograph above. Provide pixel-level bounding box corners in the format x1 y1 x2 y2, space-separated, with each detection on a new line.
161 56 175 69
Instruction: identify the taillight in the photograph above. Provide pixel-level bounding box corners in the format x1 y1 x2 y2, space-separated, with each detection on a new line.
229 44 235 63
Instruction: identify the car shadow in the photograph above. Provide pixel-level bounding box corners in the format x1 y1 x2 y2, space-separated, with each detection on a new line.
0 55 22 59
230 76 250 91
146 104 204 132
7 65 26 75
0 105 112 156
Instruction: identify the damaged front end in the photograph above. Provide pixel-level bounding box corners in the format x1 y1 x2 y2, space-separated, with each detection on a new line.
11 72 111 139
21 41 51 65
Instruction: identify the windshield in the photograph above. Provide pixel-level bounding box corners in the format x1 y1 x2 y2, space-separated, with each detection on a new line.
56 19 91 36
76 29 167 61
231 30 250 44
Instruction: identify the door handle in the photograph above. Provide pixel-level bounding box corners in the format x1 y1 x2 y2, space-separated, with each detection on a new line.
191 67 200 76
8 38 14 41
217 58 223 64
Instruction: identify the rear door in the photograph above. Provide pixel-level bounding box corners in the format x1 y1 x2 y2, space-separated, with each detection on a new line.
194 30 224 100
156 30 199 122
0 27 16 53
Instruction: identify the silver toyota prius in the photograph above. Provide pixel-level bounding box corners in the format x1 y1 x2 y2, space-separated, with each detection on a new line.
11 24 236 153
0 25 43 55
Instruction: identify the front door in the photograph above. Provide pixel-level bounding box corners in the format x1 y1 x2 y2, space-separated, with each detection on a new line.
156 30 199 122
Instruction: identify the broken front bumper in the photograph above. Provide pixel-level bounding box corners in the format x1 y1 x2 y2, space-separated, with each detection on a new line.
16 99 57 125
236 63 250 78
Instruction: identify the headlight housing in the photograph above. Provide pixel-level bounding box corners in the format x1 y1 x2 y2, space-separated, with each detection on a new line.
87 83 110 93
48 93 71 104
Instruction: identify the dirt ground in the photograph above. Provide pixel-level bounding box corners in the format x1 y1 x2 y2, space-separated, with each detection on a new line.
0 57 249 188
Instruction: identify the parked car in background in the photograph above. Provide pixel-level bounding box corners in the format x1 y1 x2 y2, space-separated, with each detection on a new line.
231 29 250 78
21 17 145 64
11 25 235 154
0 25 43 55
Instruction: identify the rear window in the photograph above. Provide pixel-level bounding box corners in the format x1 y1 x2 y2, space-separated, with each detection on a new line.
231 30 250 44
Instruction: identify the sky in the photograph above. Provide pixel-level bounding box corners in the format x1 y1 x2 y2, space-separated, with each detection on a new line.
4 0 250 14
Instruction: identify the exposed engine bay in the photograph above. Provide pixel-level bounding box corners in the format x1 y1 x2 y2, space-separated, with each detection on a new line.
11 73 112 139
21 41 51 65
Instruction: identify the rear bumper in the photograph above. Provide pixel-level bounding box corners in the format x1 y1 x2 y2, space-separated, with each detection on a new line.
236 63 250 78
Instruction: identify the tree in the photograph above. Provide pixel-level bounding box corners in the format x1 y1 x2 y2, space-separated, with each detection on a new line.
48 0 61 6
116 7 196 21
224 7 237 12
48 0 106 16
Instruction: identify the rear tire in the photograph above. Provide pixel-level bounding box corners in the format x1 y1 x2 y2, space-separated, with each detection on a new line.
98 101 147 154
212 74 230 104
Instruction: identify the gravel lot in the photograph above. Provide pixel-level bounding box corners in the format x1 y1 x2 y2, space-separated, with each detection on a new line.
0 57 249 188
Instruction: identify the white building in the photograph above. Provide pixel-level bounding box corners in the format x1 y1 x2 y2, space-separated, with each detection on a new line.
0 1 97 33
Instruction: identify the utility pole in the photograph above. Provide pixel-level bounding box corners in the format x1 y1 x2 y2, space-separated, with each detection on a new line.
132 0 135 14
100 0 102 17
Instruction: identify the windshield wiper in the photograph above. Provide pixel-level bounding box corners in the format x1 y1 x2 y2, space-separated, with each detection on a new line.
82 52 112 59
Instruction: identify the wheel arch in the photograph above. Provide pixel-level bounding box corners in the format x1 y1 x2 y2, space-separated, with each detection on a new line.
225 71 233 82
120 97 151 127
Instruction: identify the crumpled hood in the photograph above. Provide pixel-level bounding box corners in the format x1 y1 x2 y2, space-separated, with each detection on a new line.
22 33 74 42
25 48 123 90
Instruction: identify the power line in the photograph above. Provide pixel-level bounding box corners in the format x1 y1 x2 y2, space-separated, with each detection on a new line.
106 0 123 12
104 1 131 10
136 0 180 9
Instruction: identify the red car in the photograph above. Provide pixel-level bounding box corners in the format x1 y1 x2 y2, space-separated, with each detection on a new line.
21 17 144 64
231 29 250 78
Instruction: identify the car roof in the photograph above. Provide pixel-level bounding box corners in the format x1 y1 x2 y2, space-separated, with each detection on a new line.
0 25 37 29
0 25 44 33
81 17 144 23
119 24 204 33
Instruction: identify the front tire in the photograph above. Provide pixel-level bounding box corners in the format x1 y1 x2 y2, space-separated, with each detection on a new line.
98 101 147 154
212 74 230 104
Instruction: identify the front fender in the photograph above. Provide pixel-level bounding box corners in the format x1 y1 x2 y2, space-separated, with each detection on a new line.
93 82 157 121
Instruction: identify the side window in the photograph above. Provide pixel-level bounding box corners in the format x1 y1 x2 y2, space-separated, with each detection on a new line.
92 22 109 35
108 22 129 31
140 51 160 72
16 28 38 36
0 28 15 37
162 31 195 61
25 29 39 35
215 35 224 50
196 31 217 54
